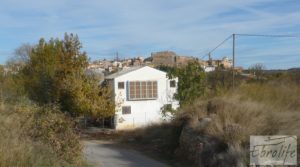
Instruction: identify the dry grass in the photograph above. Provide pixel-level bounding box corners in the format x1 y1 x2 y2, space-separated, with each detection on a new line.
118 79 300 166
178 81 300 165
235 82 300 111
184 97 300 142
0 102 89 167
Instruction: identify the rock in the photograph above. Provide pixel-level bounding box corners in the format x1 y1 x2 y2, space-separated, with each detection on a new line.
197 117 212 130
175 123 246 167
127 138 135 142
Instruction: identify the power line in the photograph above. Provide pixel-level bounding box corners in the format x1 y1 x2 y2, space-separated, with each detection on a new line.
201 33 300 59
200 34 233 60
200 54 209 60
208 34 233 55
236 34 300 38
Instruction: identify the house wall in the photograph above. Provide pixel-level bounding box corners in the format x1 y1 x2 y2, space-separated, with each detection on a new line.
112 66 179 130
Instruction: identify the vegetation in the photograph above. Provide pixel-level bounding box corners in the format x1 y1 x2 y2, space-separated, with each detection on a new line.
0 102 88 167
20 33 114 117
248 63 265 80
124 69 300 166
159 61 207 106
160 62 238 106
1 32 299 166
0 33 117 166
206 67 234 96
179 79 300 166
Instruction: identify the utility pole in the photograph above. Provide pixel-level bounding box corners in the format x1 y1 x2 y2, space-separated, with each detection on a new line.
232 33 236 89
116 51 119 61
208 53 212 66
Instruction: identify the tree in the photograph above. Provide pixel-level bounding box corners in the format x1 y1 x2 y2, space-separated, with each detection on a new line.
249 63 266 80
0 63 27 103
0 65 4 81
0 65 3 105
206 67 233 95
4 44 33 74
14 43 32 63
21 33 114 117
164 61 207 106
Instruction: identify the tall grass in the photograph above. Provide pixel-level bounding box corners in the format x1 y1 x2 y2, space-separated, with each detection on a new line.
178 81 300 165
117 74 300 166
0 102 89 167
235 82 300 111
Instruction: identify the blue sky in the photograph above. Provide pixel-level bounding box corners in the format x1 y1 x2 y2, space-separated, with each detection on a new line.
0 0 300 69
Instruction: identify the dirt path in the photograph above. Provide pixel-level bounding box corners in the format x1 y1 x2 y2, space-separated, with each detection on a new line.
83 140 171 167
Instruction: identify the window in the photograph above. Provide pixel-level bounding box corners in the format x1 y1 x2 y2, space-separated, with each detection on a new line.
128 81 158 100
118 82 124 89
170 80 176 87
122 106 131 114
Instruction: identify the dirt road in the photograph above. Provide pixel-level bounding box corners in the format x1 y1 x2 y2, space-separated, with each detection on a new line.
83 140 171 167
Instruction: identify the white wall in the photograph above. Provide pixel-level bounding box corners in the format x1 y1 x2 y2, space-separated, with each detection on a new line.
204 66 215 72
112 66 179 130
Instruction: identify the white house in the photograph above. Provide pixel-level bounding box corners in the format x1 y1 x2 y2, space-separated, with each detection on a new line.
203 66 216 72
105 66 179 130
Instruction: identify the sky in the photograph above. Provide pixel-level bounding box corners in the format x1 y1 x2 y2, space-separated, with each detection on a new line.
0 0 300 69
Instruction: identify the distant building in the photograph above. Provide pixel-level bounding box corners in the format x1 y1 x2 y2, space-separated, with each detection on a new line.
221 57 233 69
89 52 232 74
175 56 196 66
201 56 233 72
234 66 244 73
151 51 177 66
151 51 197 67
203 66 216 72
132 57 144 66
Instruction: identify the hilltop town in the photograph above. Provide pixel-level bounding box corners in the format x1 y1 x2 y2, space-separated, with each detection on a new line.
87 51 233 74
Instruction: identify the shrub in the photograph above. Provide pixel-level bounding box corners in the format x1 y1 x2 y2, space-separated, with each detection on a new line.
176 81 300 166
0 102 88 167
29 105 83 163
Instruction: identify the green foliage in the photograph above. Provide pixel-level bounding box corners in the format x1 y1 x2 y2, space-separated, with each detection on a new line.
160 61 207 106
0 68 27 103
20 33 114 117
0 65 3 101
60 74 115 117
0 65 3 80
160 104 177 119
22 34 88 104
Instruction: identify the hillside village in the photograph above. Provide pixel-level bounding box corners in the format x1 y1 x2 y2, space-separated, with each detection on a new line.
1 0 300 167
1 34 299 167
87 51 234 74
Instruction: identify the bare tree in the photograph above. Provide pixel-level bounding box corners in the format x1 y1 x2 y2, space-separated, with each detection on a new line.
14 43 32 63
5 44 33 73
249 63 266 80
